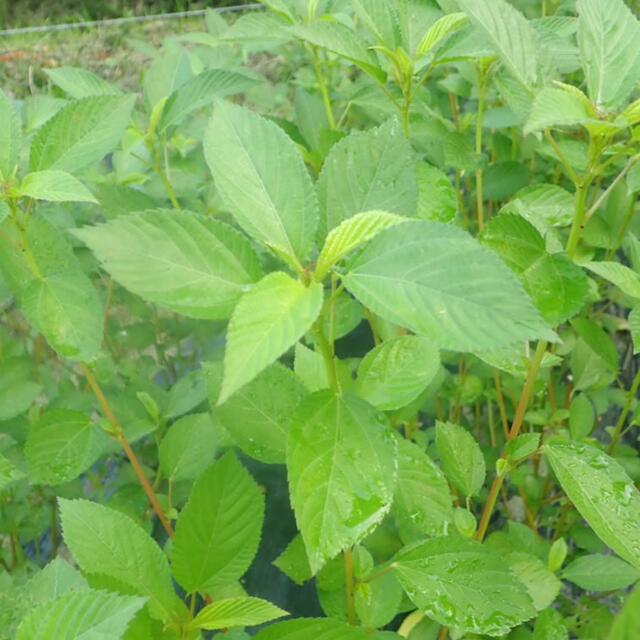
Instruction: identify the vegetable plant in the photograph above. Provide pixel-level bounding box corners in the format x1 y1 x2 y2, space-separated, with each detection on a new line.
2 0 640 638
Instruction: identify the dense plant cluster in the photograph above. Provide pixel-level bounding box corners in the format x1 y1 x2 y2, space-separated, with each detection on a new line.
1 0 640 638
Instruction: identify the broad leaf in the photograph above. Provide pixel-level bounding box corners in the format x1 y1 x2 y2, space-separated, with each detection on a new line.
394 536 536 636
577 0 640 109
416 163 457 224
191 597 287 630
435 421 486 498
0 452 25 491
25 410 104 485
355 336 440 411
458 0 537 88
562 554 640 592
45 66 121 98
75 210 262 320
16 589 145 640
524 87 594 135
172 453 264 594
217 363 308 464
343 220 555 352
417 13 469 57
255 618 373 640
219 272 323 404
316 119 417 236
287 391 397 574
59 498 182 621
545 442 640 571
18 170 97 203
501 183 574 230
629 305 640 354
0 88 22 179
273 535 313 586
392 438 453 543
585 261 640 300
608 586 640 640
205 101 319 266
26 557 88 602
30 95 135 172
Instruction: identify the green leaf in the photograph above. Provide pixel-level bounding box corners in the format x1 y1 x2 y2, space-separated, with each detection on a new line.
59 498 182 622
585 261 640 299
315 211 405 281
219 272 323 405
0 88 22 179
205 101 318 266
25 557 88 602
508 552 562 612
562 554 640 592
159 413 218 482
481 213 588 325
501 183 574 230
254 618 373 640
577 0 640 110
393 536 536 636
524 87 594 135
191 597 287 630
355 336 440 411
569 393 595 440
143 49 192 108
392 438 453 543
217 363 307 464
505 433 541 462
165 369 208 419
291 21 386 83
30 96 135 172
417 13 468 57
25 410 104 485
0 452 25 491
435 421 486 497
273 535 312 586
18 170 97 203
416 163 457 224
22 269 103 362
287 391 397 574
159 69 258 133
16 589 146 640
172 453 265 594
45 66 121 99
629 305 640 354
316 119 417 236
608 586 640 640
75 210 262 320
534 609 569 640
0 374 41 421
343 220 555 352
458 0 537 88
545 442 640 571
355 571 403 629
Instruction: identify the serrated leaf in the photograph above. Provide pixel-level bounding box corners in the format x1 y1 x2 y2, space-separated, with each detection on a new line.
394 536 535 636
18 170 97 203
0 88 22 179
273 535 312 586
45 66 121 99
508 552 561 612
355 336 440 411
75 210 262 320
355 571 403 629
417 12 468 57
505 433 541 462
22 269 103 362
159 69 258 133
533 609 569 640
16 589 146 640
629 305 640 354
30 95 135 172
316 119 417 236
458 0 537 88
481 213 588 325
545 442 640 571
25 410 104 485
562 554 640 592
217 363 307 464
0 375 42 421
219 272 322 404
287 391 397 574
585 261 640 299
254 618 373 640
59 498 183 622
172 453 264 594
25 557 88 602
291 21 385 83
315 211 405 281
416 163 457 224
435 421 485 497
205 101 318 266
524 87 594 135
577 0 640 110
392 438 453 543
501 183 574 230
191 597 287 630
0 452 25 490
343 220 555 352
159 413 218 482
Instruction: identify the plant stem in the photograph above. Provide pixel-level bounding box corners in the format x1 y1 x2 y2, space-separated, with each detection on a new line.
607 368 640 455
81 363 175 538
398 611 425 637
492 369 510 440
544 129 580 186
311 45 336 130
401 82 412 139
476 340 547 541
475 64 488 230
8 199 42 278
565 178 591 260
314 322 340 392
343 548 356 625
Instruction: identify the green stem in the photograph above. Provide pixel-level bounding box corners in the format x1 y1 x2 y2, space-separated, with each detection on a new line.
607 368 640 455
475 64 488 230
544 129 580 186
314 323 340 392
565 178 592 260
8 199 42 278
311 46 336 130
344 548 356 625
401 82 412 139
